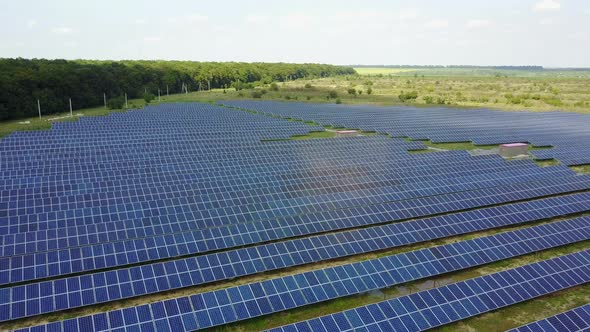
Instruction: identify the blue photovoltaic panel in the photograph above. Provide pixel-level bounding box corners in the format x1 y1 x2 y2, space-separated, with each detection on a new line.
266 249 590 332
11 217 590 330
2 102 590 329
1 193 589 321
220 101 590 166
3 174 590 285
507 304 590 332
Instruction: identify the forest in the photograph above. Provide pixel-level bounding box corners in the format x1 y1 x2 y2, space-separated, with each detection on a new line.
0 59 355 120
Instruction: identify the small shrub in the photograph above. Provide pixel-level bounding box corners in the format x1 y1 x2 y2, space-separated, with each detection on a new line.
251 91 263 98
238 92 244 97
423 96 434 104
398 91 418 102
543 98 563 107
143 93 155 104
304 83 313 89
335 98 342 104
269 83 279 91
285 95 291 100
306 96 312 100
347 88 357 96
328 90 338 99
367 87 372 95
358 90 363 95
107 96 125 110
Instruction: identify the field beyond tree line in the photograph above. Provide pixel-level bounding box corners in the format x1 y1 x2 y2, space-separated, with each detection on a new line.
1 61 590 139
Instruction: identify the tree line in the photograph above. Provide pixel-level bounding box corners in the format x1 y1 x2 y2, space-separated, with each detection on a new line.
0 59 355 120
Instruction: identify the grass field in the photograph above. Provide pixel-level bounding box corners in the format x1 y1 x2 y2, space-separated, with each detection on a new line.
2 67 590 139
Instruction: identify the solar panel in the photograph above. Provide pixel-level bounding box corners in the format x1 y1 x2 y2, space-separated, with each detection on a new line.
267 249 590 332
219 101 590 166
2 102 589 330
507 304 590 332
9 217 589 327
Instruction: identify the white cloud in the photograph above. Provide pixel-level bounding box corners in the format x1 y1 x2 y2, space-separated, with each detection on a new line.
466 19 493 29
244 14 270 25
51 27 73 34
185 14 208 23
534 0 561 11
280 13 313 30
398 8 420 20
143 36 162 43
167 14 209 25
26 19 37 29
539 18 555 25
424 19 448 29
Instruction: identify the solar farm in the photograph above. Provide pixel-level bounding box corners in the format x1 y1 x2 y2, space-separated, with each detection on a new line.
1 101 589 332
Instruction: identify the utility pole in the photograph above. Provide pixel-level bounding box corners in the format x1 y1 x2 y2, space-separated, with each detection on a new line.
125 93 128 108
37 99 41 119
69 98 73 117
103 93 107 109
166 85 169 96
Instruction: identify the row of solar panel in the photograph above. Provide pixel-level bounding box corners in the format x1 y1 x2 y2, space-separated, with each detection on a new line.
0 152 509 190
1 191 586 321
14 246 590 331
2 175 589 285
0 157 539 206
0 167 578 269
507 304 590 332
267 249 590 332
1 161 567 235
220 101 590 166
0 162 577 233
1 189 587 311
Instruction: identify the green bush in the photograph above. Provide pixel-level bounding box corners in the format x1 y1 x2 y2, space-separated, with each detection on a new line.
335 98 342 104
143 93 155 104
366 87 372 95
306 96 312 100
251 91 263 98
398 91 418 102
269 82 279 91
543 98 563 107
304 83 313 89
423 96 434 104
233 82 255 91
347 88 357 96
107 96 125 109
328 90 338 99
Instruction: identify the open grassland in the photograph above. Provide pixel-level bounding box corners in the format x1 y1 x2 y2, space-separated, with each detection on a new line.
2 67 590 139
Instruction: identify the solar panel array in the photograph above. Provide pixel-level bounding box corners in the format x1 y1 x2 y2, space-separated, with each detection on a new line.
13 218 590 331
508 304 590 332
1 101 589 331
268 249 590 332
221 101 590 166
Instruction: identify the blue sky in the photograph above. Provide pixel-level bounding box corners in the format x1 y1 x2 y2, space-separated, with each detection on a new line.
0 0 588 66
